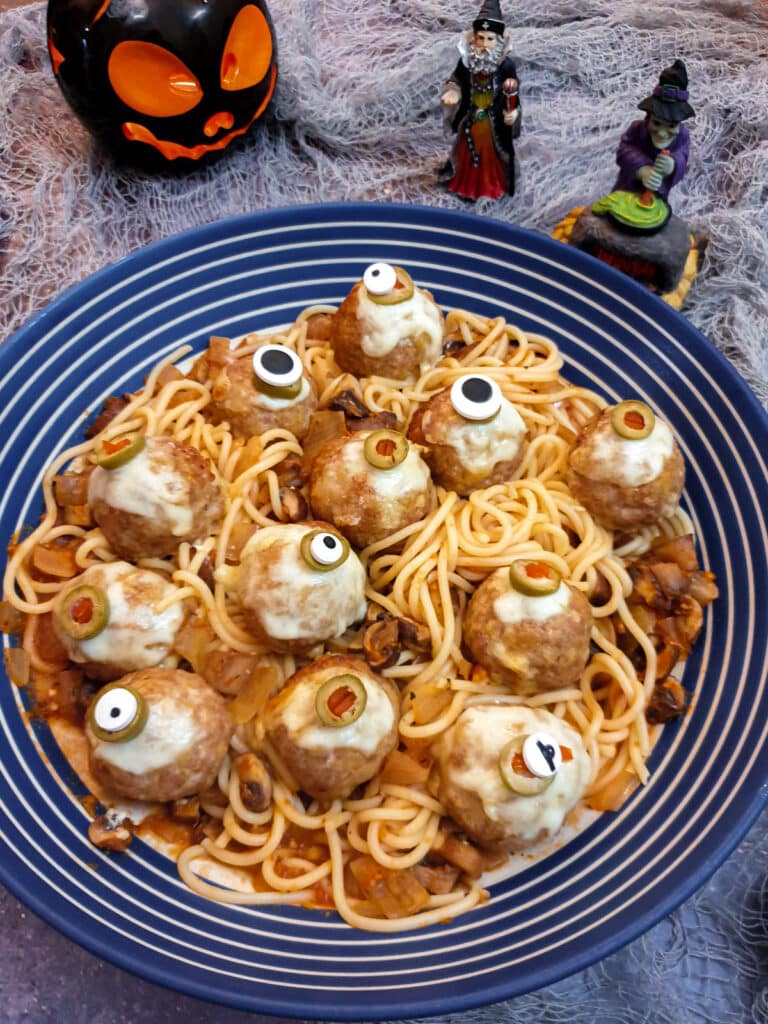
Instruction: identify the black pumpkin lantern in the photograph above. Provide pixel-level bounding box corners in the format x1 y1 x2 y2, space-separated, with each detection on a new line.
47 0 278 169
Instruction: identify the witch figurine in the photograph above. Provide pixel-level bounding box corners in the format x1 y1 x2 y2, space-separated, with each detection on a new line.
438 0 521 201
553 60 701 308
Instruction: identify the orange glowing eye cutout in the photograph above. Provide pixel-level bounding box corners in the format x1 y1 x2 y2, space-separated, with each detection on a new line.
108 42 202 117
220 5 273 91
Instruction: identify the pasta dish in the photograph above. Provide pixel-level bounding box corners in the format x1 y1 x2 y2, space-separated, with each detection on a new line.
1 263 717 932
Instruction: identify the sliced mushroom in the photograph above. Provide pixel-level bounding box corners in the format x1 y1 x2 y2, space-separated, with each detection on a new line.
277 486 309 523
646 677 687 724
235 752 273 812
397 616 432 656
328 388 371 420
362 616 401 671
88 811 135 852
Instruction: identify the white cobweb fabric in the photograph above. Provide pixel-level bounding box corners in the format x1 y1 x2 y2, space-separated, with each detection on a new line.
1 1 768 1020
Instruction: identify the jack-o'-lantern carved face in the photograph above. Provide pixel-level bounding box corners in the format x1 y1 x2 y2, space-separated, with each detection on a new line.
47 0 277 168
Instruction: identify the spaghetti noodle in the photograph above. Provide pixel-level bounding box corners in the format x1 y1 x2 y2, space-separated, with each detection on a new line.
2 300 716 931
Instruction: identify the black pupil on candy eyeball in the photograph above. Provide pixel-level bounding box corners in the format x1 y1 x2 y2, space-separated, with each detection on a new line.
261 349 294 376
537 740 557 772
110 706 120 719
463 378 493 404
322 535 339 551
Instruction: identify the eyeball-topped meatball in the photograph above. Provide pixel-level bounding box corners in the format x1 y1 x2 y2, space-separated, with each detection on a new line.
308 429 435 548
52 561 185 682
433 704 591 850
263 654 399 801
88 434 223 561
236 522 367 653
407 374 527 496
463 559 592 695
330 263 444 381
566 400 685 532
85 668 233 803
197 338 317 442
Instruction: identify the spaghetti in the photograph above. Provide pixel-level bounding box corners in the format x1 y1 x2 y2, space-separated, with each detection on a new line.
2 301 715 931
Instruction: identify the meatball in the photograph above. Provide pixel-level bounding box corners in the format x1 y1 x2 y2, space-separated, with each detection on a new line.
236 522 367 653
196 338 317 442
407 375 527 496
462 561 592 694
52 560 185 681
88 435 223 560
433 704 591 850
85 668 233 802
566 401 685 531
330 263 444 381
262 654 399 800
308 429 435 548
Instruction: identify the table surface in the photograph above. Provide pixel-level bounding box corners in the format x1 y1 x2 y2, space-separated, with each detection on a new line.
2 1 768 1022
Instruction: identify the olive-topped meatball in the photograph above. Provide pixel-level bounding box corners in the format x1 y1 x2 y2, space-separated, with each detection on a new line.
308 428 435 548
262 653 399 801
236 522 367 653
88 434 223 560
85 668 233 803
462 559 592 694
433 704 591 850
195 338 317 442
407 374 527 495
566 399 685 531
52 561 185 681
330 263 444 381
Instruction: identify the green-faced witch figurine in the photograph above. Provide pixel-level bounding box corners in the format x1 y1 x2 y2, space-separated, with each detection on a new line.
553 60 701 308
438 0 521 201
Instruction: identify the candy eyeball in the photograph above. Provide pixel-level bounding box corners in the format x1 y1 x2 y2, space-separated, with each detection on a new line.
87 683 148 743
522 732 563 777
253 344 304 391
450 374 503 422
300 529 350 571
498 732 566 797
363 262 398 295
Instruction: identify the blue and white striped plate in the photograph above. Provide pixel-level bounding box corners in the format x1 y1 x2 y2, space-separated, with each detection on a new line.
1 202 766 1019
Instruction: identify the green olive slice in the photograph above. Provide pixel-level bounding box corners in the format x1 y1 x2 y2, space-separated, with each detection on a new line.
87 683 148 743
367 266 415 305
508 560 562 597
253 377 304 400
56 584 110 640
498 737 554 796
315 674 367 727
299 529 350 572
94 431 145 469
610 400 655 440
363 429 409 470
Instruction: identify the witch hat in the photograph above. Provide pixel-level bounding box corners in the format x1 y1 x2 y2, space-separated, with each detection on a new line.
473 0 505 34
638 59 695 122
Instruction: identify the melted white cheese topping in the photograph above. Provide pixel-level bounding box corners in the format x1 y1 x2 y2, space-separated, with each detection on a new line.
584 415 675 486
343 436 431 499
91 695 199 773
443 398 526 475
239 524 367 641
278 674 395 754
442 705 591 842
493 572 572 624
68 561 183 667
88 439 194 536
355 287 443 371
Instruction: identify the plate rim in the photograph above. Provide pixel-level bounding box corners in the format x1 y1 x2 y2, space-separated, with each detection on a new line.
2 200 767 1020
